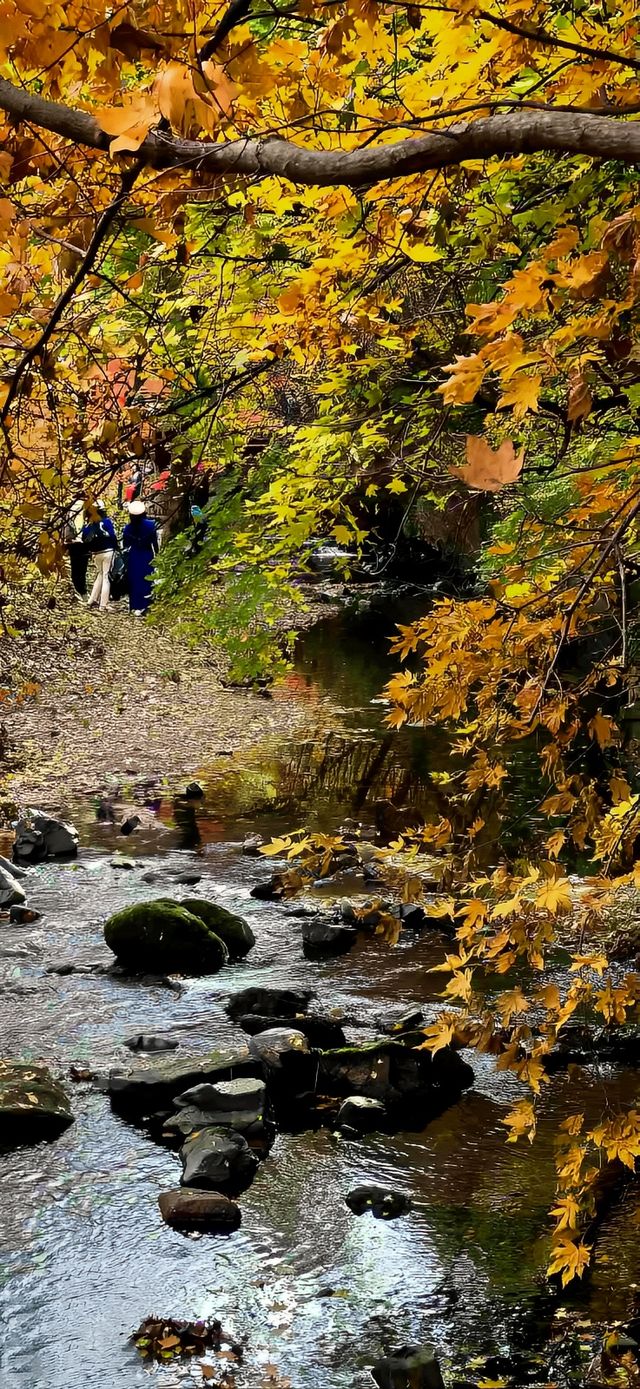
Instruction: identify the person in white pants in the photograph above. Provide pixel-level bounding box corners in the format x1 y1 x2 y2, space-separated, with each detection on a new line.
81 501 117 611
88 548 114 609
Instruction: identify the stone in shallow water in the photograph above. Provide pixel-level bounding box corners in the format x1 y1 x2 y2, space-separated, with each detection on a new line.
345 1185 412 1219
0 1059 73 1145
319 1038 474 1111
14 811 78 862
175 1077 266 1112
8 904 41 924
107 1045 260 1111
124 1034 179 1053
180 898 255 960
0 865 26 908
226 986 314 1022
103 899 228 974
180 1126 258 1192
372 1348 444 1389
301 920 357 958
336 1096 386 1133
158 1188 241 1233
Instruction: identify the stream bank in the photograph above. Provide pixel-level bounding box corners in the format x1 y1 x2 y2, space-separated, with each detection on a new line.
1 596 640 1389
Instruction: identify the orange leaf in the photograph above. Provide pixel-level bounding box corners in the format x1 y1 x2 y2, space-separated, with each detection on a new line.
452 435 524 492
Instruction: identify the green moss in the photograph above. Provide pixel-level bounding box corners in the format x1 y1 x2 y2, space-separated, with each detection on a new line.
104 900 229 974
181 898 255 959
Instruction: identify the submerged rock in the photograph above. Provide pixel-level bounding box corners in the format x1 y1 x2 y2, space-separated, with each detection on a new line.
227 986 314 1022
181 898 255 960
372 1349 444 1389
242 834 264 856
302 919 357 958
0 865 26 908
8 905 41 924
180 1126 258 1191
0 1060 73 1144
319 1039 473 1113
336 1096 386 1133
107 1045 260 1111
14 811 78 862
158 1188 241 1233
124 1034 179 1053
250 874 287 901
103 899 228 974
346 1185 412 1219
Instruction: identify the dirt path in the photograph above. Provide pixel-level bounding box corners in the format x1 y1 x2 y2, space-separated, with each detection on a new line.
1 594 327 812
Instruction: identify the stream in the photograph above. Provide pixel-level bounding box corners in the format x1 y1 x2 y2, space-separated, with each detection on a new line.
1 596 639 1389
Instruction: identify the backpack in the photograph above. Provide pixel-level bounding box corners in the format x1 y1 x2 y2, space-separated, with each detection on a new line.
108 550 127 601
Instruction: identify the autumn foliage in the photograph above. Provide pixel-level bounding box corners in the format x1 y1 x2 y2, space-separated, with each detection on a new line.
4 0 640 1289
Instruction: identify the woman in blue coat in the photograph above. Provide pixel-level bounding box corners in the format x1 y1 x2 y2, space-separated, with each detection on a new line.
123 499 159 615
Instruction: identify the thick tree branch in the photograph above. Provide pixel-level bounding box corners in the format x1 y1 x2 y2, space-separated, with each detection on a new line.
3 79 640 187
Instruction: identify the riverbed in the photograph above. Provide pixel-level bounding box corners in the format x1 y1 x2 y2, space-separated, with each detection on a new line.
1 598 638 1389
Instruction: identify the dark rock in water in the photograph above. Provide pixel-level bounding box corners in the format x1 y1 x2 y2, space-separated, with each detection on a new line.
242 834 264 856
103 899 228 974
398 903 429 931
180 1126 258 1191
108 1045 260 1112
0 854 29 880
249 1028 316 1101
184 781 205 799
346 1185 412 1219
545 1022 640 1071
319 1040 473 1112
110 857 136 871
181 898 255 960
235 1012 346 1049
141 871 161 884
372 1348 444 1389
341 900 392 930
158 1188 241 1233
14 811 78 862
374 799 425 843
176 1078 265 1112
8 904 40 924
248 1028 309 1070
336 1096 386 1133
383 1009 426 1036
125 1034 179 1053
227 986 314 1022
0 1059 73 1144
250 874 286 901
173 871 202 885
166 1077 267 1138
302 920 357 959
120 815 141 836
0 864 26 908
96 799 116 823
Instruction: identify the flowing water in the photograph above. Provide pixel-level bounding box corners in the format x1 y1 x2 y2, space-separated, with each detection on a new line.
0 596 639 1389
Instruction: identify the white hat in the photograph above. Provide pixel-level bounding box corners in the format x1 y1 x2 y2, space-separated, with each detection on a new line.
128 499 146 516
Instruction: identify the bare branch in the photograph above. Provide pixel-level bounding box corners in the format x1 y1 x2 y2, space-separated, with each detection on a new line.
4 79 640 188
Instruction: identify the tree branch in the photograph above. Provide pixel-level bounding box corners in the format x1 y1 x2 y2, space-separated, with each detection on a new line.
4 79 640 187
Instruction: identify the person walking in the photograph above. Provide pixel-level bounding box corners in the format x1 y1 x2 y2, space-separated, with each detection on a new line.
82 501 117 610
123 499 159 615
64 500 88 597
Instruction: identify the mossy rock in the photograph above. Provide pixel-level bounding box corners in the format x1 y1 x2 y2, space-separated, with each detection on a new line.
180 898 255 960
104 900 229 974
0 1060 73 1146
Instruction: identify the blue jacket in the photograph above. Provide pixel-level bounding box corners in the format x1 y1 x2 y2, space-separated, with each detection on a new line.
82 516 117 553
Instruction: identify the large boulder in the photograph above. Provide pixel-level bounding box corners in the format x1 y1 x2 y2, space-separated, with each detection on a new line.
0 864 27 908
372 1348 444 1389
248 1028 316 1103
158 1188 241 1233
180 898 255 960
0 854 29 880
180 1127 258 1192
107 1045 260 1113
103 900 229 974
14 811 78 862
248 1027 310 1071
226 986 314 1022
0 1060 73 1144
319 1040 474 1114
